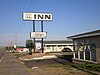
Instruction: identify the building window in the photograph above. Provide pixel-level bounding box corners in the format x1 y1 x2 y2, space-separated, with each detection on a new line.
74 41 78 58
46 45 51 49
90 43 96 61
63 45 67 47
84 40 90 60
73 36 97 62
58 45 62 49
79 42 84 59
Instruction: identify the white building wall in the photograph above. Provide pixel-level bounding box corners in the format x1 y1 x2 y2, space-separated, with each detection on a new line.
44 43 73 53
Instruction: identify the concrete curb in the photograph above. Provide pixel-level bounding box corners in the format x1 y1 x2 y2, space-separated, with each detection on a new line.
19 55 57 61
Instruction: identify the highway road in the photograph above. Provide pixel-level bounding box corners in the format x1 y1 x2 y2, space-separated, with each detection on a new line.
0 50 32 75
0 50 5 62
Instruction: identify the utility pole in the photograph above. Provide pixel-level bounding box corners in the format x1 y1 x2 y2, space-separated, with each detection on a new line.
15 34 17 46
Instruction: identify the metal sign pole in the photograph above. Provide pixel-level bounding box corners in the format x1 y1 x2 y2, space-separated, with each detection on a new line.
41 21 44 53
33 20 35 53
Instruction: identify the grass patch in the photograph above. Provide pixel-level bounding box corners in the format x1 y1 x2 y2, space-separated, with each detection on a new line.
14 53 28 58
46 63 73 70
71 63 100 72
46 64 65 68
47 63 100 74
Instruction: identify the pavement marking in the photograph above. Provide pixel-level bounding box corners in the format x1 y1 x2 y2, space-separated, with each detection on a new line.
0 55 4 62
20 61 24 64
33 57 44 60
43 55 57 59
32 66 38 69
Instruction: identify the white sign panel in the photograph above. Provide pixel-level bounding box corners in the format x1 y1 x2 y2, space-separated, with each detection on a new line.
23 12 52 21
14 45 16 48
36 43 41 50
30 32 47 39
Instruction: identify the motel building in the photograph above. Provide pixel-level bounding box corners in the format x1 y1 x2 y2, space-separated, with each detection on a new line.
36 40 73 53
15 40 73 53
67 30 100 64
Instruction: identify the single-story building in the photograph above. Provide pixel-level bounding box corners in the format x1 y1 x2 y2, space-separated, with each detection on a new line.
16 47 29 53
15 40 73 53
67 30 100 64
36 40 73 53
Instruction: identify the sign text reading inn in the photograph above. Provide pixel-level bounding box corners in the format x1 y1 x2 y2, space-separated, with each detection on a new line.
23 12 52 21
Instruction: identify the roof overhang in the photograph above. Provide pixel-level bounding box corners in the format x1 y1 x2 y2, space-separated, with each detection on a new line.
67 30 100 39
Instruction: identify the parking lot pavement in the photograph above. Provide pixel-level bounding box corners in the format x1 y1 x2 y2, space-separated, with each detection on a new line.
21 54 90 75
0 53 32 75
17 52 74 69
10 52 91 75
23 58 64 68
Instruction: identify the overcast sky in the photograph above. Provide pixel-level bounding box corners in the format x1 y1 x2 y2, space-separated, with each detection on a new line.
0 0 100 46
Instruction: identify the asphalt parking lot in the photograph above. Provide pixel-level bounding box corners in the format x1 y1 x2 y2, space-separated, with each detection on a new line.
18 52 73 68
20 53 90 75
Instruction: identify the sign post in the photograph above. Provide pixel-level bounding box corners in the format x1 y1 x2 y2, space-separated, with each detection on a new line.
33 20 35 53
23 12 52 53
41 21 44 53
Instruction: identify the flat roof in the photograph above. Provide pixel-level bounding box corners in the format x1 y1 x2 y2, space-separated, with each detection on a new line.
44 40 72 44
36 40 73 44
67 30 100 39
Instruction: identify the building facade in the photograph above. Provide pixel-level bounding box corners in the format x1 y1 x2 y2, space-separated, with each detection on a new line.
36 40 73 53
67 30 100 64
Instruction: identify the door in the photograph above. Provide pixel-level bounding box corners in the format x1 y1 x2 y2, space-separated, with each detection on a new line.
52 46 55 52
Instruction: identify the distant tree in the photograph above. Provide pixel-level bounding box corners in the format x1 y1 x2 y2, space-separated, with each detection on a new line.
26 40 34 55
5 46 13 52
